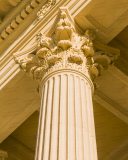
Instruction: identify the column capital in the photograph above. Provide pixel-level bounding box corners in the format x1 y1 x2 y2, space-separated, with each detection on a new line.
13 7 120 85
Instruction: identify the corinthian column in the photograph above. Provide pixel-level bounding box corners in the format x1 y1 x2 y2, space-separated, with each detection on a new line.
13 7 119 160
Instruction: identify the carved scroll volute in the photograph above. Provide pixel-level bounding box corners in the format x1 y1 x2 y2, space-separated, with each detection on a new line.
13 7 120 87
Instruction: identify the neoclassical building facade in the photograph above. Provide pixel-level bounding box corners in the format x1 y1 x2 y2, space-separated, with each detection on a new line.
0 0 128 160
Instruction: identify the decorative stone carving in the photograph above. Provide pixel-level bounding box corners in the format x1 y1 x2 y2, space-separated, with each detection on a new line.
14 7 119 84
94 51 118 69
15 53 38 72
37 0 56 20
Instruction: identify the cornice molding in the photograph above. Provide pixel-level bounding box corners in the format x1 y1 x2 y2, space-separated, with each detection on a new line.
0 0 57 44
0 0 31 31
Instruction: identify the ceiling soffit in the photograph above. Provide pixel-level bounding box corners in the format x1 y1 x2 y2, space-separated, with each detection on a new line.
94 66 128 124
108 26 128 76
93 100 128 159
86 0 128 34
99 136 128 160
74 0 128 44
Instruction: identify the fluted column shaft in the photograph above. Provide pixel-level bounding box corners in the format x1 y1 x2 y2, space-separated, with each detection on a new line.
35 70 98 160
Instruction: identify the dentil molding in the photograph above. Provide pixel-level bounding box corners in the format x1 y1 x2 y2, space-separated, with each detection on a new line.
0 0 58 44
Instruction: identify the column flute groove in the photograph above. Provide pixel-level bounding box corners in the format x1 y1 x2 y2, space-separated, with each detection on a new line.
89 86 98 160
35 85 45 160
39 82 49 160
74 75 78 160
48 78 55 160
43 82 50 159
41 79 53 160
79 78 84 160
66 75 69 160
57 75 61 160
81 80 91 160
68 74 76 160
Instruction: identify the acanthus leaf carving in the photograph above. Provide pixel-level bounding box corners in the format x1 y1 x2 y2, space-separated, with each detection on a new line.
14 53 38 72
93 51 118 70
13 7 120 89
